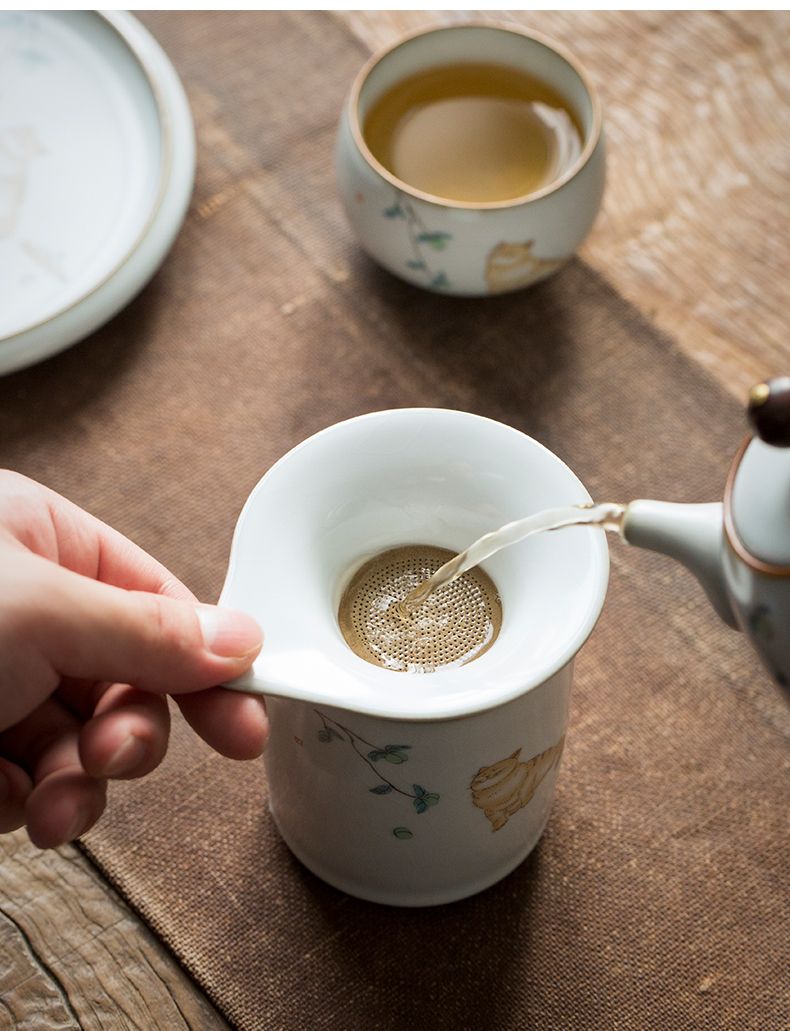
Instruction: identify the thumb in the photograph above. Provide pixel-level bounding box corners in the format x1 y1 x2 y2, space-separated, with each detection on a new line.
3 552 262 729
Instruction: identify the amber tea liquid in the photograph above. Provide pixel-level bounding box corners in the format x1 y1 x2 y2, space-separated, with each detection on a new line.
338 545 502 674
363 62 582 203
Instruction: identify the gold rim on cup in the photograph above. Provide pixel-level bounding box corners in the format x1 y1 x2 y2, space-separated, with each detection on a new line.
347 21 604 211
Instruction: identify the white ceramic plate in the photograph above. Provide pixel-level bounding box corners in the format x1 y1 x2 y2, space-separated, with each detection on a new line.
0 10 195 375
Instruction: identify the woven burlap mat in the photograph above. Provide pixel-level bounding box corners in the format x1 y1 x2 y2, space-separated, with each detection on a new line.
1 12 788 1031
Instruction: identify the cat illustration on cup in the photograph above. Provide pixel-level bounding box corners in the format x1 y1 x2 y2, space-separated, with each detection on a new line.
484 240 565 294
471 735 565 831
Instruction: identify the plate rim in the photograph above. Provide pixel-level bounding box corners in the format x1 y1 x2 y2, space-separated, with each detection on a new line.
0 10 195 367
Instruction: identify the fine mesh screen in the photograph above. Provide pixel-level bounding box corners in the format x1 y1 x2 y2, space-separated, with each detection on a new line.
337 545 502 673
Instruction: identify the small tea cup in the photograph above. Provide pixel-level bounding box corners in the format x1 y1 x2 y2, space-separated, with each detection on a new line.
335 22 604 297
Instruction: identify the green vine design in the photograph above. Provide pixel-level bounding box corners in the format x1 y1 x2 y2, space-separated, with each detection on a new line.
314 710 440 828
383 190 452 291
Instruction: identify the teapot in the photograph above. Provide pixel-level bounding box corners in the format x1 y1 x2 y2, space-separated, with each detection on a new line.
620 376 790 701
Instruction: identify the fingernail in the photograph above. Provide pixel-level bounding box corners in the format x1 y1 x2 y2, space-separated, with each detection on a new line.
103 735 147 777
196 605 263 659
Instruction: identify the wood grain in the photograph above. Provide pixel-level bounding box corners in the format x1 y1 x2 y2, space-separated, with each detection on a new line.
2 10 789 1029
0 829 231 1031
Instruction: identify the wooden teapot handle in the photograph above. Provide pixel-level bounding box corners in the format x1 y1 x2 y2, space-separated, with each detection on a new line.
747 376 790 447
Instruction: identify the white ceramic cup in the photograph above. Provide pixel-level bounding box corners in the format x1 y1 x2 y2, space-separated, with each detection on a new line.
336 23 604 297
221 410 609 906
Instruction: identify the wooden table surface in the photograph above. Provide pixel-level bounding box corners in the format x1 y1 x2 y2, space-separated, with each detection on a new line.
2 11 789 1030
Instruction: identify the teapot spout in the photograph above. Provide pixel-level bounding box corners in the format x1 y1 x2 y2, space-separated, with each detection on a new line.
620 500 739 630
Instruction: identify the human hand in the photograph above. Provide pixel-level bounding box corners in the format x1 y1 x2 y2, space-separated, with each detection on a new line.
0 471 266 849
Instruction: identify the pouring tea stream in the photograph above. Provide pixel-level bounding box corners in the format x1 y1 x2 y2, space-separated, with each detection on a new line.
224 377 790 709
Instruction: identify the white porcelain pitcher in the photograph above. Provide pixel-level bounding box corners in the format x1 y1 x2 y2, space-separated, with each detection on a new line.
220 409 609 906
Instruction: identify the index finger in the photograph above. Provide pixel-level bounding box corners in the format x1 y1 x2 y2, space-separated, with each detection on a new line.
0 471 195 599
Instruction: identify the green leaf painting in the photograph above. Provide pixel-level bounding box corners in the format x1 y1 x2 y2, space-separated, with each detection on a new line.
382 189 452 291
417 231 452 250
317 727 344 743
312 711 439 841
368 745 411 764
413 785 440 814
